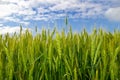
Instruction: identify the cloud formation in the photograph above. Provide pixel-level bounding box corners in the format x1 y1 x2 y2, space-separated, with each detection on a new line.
0 0 108 21
0 3 18 18
0 0 119 31
0 26 27 34
105 7 120 21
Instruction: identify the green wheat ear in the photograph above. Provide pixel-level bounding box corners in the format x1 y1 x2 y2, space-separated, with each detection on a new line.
20 25 22 32
35 26 38 32
65 16 68 26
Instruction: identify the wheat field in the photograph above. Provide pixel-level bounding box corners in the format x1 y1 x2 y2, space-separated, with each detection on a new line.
0 27 120 80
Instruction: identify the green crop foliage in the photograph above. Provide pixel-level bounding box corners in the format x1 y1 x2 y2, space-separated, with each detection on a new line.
0 26 120 80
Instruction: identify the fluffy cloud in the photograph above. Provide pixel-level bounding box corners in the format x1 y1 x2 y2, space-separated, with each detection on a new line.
105 7 120 21
3 17 30 26
0 0 119 24
0 26 27 34
4 17 20 22
17 9 36 16
0 24 3 27
0 4 18 18
0 0 106 20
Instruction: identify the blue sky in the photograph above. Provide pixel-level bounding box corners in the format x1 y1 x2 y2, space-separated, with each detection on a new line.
0 0 120 34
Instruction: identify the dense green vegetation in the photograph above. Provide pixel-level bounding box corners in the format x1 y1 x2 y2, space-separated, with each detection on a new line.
0 27 120 80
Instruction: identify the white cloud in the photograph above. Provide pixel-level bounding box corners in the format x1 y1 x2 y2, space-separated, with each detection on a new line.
0 0 36 20
3 17 30 26
105 7 120 21
17 9 36 16
0 24 3 26
23 14 49 21
4 17 20 22
0 4 18 18
0 0 118 24
19 21 30 26
0 26 27 34
49 1 79 11
33 17 48 21
38 7 50 14
0 0 20 3
0 0 106 20
48 1 105 19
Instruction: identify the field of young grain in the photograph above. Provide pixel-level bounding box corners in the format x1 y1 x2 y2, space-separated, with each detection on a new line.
0 27 120 80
